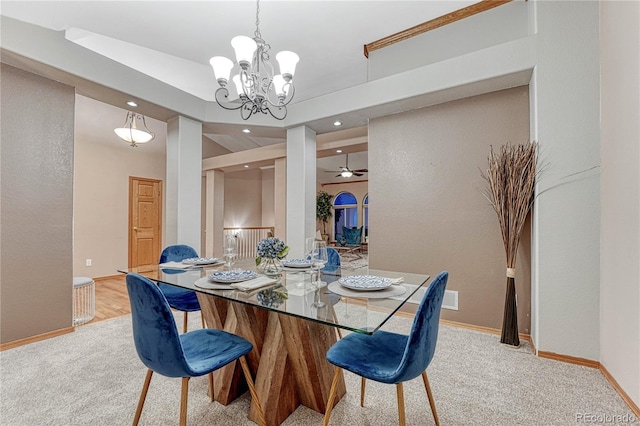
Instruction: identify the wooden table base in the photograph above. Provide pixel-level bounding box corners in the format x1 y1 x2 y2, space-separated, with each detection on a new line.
197 294 346 426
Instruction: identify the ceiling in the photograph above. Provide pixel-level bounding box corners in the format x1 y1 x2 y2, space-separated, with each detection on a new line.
1 1 484 182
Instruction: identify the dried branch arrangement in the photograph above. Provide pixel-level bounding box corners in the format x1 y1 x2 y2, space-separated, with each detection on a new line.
482 142 538 346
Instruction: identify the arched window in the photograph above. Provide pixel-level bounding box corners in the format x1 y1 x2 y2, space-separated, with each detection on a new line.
333 192 358 241
363 194 369 241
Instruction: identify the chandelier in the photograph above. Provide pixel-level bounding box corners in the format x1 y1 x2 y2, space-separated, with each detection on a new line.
210 0 299 120
114 111 155 147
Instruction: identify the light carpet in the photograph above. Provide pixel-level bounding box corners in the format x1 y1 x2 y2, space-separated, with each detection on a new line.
0 311 634 425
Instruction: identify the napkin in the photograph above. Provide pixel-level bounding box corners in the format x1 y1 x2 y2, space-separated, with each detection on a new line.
230 276 278 291
389 277 404 284
159 261 192 269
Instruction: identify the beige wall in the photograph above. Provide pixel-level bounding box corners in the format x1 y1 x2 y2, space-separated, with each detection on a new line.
1 65 75 343
599 0 640 406
319 180 368 240
369 86 531 333
224 169 263 227
73 95 167 277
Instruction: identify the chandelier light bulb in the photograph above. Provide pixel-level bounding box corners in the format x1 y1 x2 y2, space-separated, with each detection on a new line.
210 56 234 86
272 74 288 98
231 36 257 69
275 51 299 80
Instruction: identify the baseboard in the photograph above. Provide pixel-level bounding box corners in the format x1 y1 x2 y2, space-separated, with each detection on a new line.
537 350 600 369
600 364 640 417
94 274 125 282
440 319 532 343
0 327 74 351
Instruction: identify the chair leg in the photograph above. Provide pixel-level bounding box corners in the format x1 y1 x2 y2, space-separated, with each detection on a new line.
132 369 153 426
422 371 440 426
180 377 190 426
208 372 215 402
239 356 266 426
396 383 406 426
322 367 342 426
201 313 206 329
360 377 366 407
183 311 188 333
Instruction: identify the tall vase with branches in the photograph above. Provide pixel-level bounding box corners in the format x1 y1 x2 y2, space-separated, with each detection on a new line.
482 142 538 347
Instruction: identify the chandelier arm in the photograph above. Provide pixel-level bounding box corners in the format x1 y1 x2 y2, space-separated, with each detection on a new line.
264 83 295 108
265 104 287 120
215 87 245 111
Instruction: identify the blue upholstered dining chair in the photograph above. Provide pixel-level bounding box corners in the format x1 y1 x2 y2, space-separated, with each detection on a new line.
126 273 266 426
158 245 203 333
322 247 343 338
342 226 363 248
322 271 449 426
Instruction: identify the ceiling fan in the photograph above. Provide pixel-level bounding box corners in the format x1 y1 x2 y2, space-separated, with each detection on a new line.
324 154 368 178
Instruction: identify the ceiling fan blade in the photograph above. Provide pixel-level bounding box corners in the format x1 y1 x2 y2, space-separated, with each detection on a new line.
353 173 364 177
335 174 342 177
353 169 368 173
324 170 341 173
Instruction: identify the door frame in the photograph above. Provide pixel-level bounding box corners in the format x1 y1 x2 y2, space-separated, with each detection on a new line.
128 176 163 268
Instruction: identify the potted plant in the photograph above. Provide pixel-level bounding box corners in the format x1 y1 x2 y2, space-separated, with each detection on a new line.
316 191 333 241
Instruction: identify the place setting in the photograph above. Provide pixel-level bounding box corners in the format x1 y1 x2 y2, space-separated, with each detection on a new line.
327 274 406 299
195 269 279 291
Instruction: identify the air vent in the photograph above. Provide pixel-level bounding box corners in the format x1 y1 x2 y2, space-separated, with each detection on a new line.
442 290 458 311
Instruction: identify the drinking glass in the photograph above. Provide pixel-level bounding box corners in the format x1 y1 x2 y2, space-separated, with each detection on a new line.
311 241 328 307
305 237 316 261
224 235 237 269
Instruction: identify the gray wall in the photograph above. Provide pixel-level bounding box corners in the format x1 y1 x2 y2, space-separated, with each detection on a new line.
369 86 531 332
1 64 75 343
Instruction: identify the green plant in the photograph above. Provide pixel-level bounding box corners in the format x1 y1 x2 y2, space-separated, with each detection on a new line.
316 191 333 235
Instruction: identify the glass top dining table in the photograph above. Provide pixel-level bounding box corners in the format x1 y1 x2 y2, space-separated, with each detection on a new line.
119 259 430 335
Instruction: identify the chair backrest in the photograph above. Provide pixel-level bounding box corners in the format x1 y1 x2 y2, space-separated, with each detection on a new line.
126 273 191 378
342 227 362 247
159 244 199 263
393 271 449 383
323 247 341 272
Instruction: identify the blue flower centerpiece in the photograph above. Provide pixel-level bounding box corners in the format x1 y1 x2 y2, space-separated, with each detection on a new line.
256 237 289 277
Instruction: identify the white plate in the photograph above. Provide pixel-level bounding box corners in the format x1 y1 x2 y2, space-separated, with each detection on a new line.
282 258 312 268
328 281 406 299
209 270 258 283
338 275 393 291
182 257 220 265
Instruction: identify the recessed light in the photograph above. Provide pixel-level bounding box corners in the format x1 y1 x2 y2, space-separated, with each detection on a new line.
333 121 342 126
126 101 138 107
244 165 249 168
242 128 251 134
336 149 343 153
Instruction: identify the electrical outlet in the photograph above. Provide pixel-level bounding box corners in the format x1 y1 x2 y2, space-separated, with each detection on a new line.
85 259 92 267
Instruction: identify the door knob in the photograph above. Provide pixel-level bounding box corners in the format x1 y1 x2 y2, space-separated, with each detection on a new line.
134 227 138 231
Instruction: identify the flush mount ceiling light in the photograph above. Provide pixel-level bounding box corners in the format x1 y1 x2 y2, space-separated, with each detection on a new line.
210 0 299 120
114 111 155 147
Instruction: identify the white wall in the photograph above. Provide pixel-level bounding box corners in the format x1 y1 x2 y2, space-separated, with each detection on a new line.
599 0 640 407
530 0 601 361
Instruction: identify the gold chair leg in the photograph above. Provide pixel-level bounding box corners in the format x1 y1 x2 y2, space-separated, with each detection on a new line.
133 369 153 426
360 377 366 407
396 383 406 426
322 367 342 426
239 356 266 426
422 371 440 426
208 372 215 402
183 312 188 333
201 313 206 329
180 377 190 426
336 327 343 339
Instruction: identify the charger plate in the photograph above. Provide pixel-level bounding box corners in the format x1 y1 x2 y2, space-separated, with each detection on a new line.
328 281 406 299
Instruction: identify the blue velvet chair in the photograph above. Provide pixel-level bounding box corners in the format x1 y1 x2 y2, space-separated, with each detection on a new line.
322 271 449 426
342 226 363 248
322 247 342 338
126 273 266 426
159 245 203 333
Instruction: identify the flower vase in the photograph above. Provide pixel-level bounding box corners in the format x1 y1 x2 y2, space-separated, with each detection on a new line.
260 257 283 278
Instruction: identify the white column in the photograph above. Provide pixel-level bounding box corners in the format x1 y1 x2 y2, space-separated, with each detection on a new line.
166 116 202 250
286 126 316 258
205 169 225 258
274 158 287 240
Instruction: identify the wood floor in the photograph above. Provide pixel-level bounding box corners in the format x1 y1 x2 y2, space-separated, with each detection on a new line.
87 276 131 325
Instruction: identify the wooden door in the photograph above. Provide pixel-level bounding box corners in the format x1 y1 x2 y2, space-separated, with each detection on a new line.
129 177 162 267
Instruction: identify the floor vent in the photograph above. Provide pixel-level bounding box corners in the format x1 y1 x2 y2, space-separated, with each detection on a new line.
442 290 458 311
